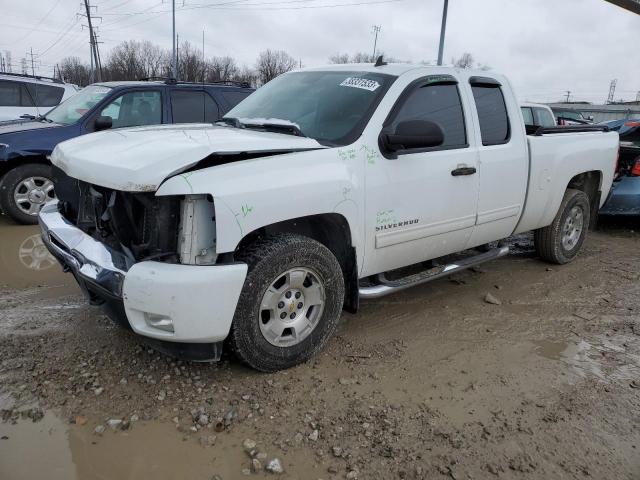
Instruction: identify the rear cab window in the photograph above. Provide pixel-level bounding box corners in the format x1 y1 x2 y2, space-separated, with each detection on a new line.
470 77 510 145
385 75 467 152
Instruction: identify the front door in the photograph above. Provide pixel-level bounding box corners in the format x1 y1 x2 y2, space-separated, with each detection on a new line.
362 76 479 277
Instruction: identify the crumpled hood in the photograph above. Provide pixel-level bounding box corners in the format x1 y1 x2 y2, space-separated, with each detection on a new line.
51 123 326 191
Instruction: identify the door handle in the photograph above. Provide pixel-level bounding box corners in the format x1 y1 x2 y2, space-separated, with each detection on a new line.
451 166 477 176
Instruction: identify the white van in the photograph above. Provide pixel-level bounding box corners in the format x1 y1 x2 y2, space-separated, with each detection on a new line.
0 73 78 121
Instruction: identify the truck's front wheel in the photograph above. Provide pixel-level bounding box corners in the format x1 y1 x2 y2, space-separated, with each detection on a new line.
230 233 345 372
534 188 591 264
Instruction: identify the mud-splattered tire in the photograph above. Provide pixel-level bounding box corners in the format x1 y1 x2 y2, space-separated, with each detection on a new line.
0 163 54 225
534 188 591 265
230 233 344 372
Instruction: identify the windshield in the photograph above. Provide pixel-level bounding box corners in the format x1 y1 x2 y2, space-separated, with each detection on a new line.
225 70 395 145
45 85 112 125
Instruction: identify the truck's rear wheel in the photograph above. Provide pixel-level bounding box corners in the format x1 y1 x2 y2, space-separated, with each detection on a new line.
0 164 55 225
230 233 344 372
534 188 590 264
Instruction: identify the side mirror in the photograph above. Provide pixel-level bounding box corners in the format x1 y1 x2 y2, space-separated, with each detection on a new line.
94 115 113 131
587 115 594 121
381 120 444 153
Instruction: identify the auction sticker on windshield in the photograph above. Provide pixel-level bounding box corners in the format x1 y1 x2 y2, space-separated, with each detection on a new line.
340 77 381 91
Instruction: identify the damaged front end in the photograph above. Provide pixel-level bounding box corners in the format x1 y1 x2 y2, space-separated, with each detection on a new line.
41 167 247 361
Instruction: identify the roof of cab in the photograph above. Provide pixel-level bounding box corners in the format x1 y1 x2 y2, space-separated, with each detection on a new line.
297 63 506 81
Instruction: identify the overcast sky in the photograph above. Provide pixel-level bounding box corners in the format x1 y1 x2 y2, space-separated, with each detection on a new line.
0 0 638 103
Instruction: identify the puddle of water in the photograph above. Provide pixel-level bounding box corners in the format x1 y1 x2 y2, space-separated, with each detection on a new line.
0 217 77 293
0 411 322 480
532 337 640 382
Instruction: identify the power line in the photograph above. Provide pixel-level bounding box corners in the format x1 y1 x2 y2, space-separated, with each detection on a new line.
11 0 64 45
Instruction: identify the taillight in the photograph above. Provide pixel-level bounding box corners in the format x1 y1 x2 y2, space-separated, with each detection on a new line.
631 158 640 176
624 121 640 127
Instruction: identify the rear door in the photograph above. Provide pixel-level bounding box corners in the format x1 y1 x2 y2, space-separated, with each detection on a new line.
465 76 528 247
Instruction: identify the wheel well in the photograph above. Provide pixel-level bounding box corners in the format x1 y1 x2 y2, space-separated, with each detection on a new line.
567 170 601 229
235 213 359 313
0 156 50 181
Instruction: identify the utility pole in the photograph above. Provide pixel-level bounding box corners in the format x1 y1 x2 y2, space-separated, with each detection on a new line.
82 0 102 82
27 47 37 76
565 90 571 103
172 0 177 79
636 91 640 103
372 25 381 60
606 79 617 104
437 0 449 66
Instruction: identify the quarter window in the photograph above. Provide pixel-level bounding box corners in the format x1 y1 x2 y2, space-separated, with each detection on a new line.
472 85 510 145
390 83 467 149
171 91 220 123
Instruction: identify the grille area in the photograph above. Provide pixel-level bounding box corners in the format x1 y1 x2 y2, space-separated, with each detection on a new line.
53 166 181 263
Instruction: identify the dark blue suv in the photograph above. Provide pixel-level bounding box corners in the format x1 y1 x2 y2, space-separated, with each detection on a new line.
0 79 253 224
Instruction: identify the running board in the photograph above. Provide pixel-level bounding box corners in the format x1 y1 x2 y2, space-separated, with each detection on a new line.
358 246 509 299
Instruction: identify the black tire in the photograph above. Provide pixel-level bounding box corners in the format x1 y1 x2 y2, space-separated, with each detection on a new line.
230 233 345 372
0 163 54 225
534 188 591 265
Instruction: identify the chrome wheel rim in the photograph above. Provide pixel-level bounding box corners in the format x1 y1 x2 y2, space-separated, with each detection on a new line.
14 176 55 216
561 205 584 251
259 267 326 347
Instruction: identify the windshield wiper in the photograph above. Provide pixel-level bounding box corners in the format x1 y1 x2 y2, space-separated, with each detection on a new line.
242 122 306 138
218 117 244 128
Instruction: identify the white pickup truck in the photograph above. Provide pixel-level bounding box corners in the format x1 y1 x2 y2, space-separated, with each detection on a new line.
39 63 618 371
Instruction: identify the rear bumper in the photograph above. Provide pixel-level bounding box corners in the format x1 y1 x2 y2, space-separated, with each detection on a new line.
39 202 247 345
600 176 640 216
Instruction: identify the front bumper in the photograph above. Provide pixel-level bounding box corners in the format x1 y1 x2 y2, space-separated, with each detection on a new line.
600 176 640 216
39 202 247 345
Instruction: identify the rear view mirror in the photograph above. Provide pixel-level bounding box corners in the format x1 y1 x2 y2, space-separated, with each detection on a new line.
381 120 444 153
94 115 113 131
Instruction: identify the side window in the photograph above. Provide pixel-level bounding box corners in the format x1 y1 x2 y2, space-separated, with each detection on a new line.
0 81 33 107
471 85 510 145
171 91 220 123
390 83 467 149
534 108 556 127
521 107 534 125
99 90 161 128
26 84 65 107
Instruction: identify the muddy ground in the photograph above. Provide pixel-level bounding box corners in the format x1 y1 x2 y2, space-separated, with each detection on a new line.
0 214 639 480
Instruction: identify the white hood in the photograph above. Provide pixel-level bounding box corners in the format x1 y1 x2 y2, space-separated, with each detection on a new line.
51 123 325 191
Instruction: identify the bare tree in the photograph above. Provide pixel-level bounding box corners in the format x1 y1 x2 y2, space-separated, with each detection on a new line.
207 56 239 82
58 56 91 86
329 53 350 64
329 52 397 64
177 41 207 82
234 64 258 87
255 49 296 85
452 52 491 70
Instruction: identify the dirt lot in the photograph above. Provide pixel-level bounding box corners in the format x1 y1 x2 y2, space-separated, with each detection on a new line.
1 215 639 480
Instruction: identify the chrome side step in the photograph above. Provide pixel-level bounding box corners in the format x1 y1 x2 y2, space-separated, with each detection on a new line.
358 246 509 299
